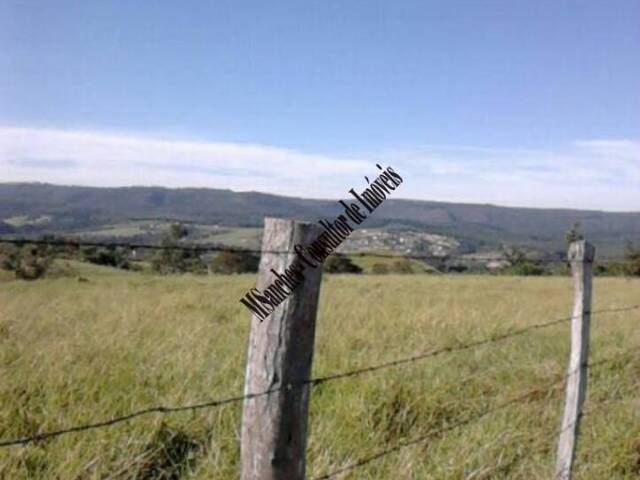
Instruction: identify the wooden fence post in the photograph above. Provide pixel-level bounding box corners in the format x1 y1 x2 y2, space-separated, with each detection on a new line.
240 217 323 480
555 240 596 479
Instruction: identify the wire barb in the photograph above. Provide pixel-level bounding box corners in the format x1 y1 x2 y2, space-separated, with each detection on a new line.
311 347 640 479
0 305 637 449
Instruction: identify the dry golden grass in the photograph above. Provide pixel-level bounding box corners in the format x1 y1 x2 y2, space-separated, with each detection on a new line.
0 267 639 479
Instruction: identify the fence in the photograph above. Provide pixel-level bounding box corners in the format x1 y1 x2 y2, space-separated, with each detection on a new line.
0 218 638 479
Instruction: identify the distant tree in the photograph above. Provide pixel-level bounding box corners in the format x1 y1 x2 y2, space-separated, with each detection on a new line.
323 255 362 274
169 223 189 240
371 263 389 274
501 245 546 276
210 251 259 274
151 223 205 274
565 222 584 246
503 246 527 266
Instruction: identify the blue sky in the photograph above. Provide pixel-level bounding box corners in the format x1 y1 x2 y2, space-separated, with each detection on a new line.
1 1 639 210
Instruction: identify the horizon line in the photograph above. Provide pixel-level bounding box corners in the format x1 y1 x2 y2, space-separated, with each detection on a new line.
2 180 639 215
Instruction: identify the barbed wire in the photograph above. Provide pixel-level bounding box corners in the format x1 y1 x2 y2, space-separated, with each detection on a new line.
312 372 572 479
486 373 640 478
0 363 497 449
0 387 281 448
0 305 637 448
0 236 525 262
0 236 633 264
312 346 640 479
306 306 631 387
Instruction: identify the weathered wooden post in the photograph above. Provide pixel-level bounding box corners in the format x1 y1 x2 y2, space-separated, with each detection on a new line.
240 217 323 480
555 240 595 479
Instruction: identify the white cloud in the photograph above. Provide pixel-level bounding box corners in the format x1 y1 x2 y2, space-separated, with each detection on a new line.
376 142 640 210
0 127 370 197
0 126 638 211
572 139 640 161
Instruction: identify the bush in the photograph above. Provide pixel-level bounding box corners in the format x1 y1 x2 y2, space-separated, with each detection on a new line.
152 248 206 274
625 243 640 276
151 223 206 274
210 251 259 274
501 245 546 276
323 255 362 274
82 246 130 269
445 263 468 273
371 263 389 274
595 262 629 276
0 244 19 271
595 246 640 277
0 243 52 280
508 262 546 276
390 259 413 274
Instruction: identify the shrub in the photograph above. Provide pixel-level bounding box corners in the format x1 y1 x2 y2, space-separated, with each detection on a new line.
152 248 206 274
501 245 546 276
594 245 640 277
508 262 546 276
445 263 468 273
169 223 189 240
503 246 527 266
595 262 628 276
323 255 362 274
371 263 389 274
82 246 130 269
0 244 52 280
625 243 640 276
210 251 259 274
151 223 206 274
390 259 414 274
0 243 19 271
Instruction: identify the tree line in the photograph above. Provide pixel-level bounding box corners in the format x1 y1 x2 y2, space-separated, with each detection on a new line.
1 222 639 280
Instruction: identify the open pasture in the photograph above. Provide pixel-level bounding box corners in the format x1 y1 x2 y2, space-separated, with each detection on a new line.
1 269 639 479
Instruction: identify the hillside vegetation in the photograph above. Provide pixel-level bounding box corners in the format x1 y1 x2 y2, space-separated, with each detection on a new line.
2 183 640 257
0 268 639 479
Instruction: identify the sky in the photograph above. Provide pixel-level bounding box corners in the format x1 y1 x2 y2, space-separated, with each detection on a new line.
1 0 639 210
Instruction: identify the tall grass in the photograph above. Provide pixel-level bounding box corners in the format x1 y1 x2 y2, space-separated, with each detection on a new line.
0 269 638 479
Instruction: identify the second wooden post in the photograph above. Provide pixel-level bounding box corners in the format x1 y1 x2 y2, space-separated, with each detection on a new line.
555 239 595 479
241 217 323 480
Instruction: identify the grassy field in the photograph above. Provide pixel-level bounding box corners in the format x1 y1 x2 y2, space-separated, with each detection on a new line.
72 222 265 251
0 266 639 479
348 253 438 274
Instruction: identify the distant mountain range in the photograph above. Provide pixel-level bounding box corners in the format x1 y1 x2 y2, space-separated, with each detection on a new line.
1 183 639 257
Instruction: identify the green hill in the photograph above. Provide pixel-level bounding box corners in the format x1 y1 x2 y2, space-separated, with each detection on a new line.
1 182 639 257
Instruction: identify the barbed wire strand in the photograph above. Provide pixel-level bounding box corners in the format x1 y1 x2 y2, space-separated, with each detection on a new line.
313 373 572 479
0 358 503 449
1 308 638 447
312 347 640 479
311 305 639 386
0 305 637 449
487 373 640 479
